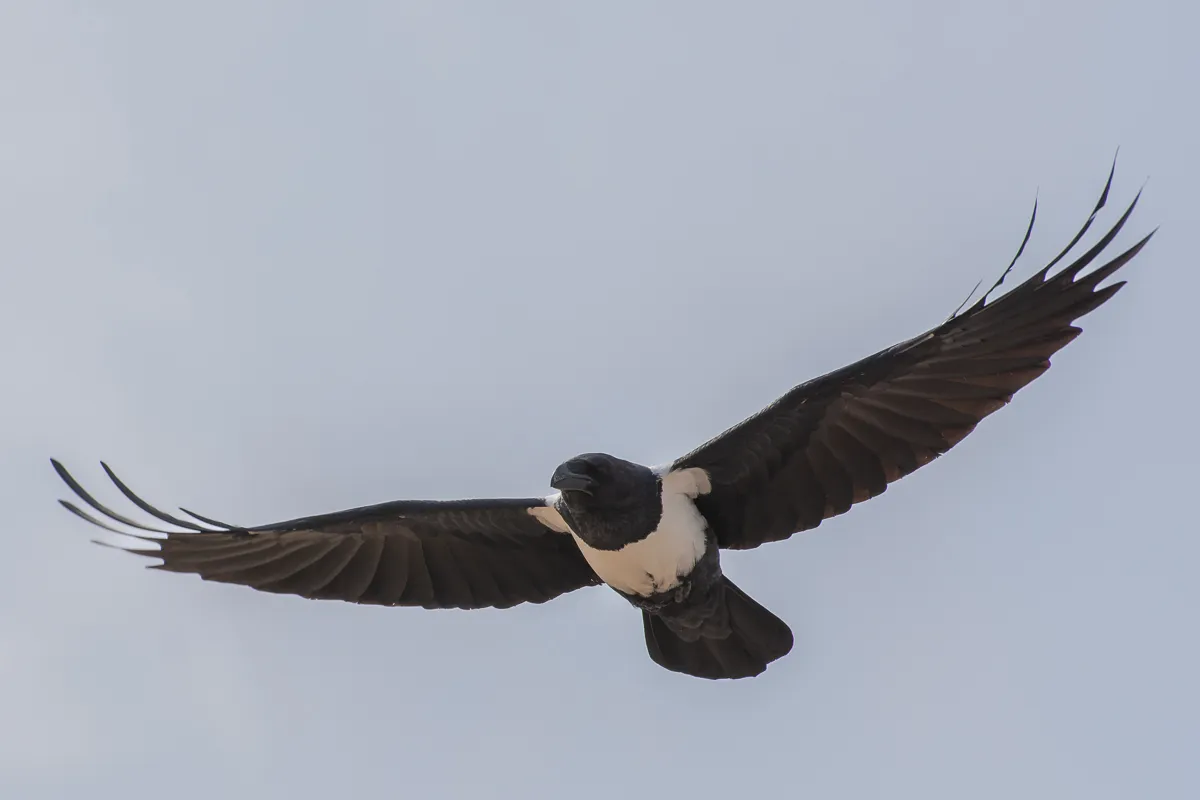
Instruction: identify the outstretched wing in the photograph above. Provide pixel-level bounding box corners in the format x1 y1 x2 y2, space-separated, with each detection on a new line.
670 161 1154 550
54 460 599 609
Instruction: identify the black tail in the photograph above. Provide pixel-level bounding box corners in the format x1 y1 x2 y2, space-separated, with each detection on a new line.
642 576 794 680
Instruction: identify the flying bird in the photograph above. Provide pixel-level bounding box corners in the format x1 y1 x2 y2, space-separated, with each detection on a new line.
54 161 1153 680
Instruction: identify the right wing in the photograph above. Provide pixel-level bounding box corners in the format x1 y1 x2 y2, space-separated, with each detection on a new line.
53 460 600 610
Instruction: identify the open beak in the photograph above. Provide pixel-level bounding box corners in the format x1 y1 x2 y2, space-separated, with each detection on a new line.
550 464 596 496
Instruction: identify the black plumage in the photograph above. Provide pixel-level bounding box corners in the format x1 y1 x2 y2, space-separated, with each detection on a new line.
56 460 600 609
53 160 1153 680
672 161 1151 550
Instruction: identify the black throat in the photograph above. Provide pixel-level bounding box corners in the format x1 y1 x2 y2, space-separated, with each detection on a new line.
557 476 663 551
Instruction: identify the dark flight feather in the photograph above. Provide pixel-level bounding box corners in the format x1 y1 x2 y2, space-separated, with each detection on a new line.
671 164 1153 550
53 460 601 609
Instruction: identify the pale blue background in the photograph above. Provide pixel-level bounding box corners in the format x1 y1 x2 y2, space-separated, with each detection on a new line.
2 3 1197 798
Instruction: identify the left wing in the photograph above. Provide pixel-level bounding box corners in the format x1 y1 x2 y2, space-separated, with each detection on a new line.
669 164 1153 550
53 460 600 609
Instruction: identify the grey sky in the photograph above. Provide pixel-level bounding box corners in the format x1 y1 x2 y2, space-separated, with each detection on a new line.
2 2 1197 798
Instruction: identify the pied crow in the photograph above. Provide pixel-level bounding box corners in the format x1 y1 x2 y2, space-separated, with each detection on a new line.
53 160 1153 680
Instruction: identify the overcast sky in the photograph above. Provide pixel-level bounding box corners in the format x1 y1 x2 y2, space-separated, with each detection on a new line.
2 3 1197 798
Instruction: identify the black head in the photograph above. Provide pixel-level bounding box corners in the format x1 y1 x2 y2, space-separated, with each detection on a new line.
549 453 662 549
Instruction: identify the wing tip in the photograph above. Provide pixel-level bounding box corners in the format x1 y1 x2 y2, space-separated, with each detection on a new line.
954 158 1152 324
53 459 241 540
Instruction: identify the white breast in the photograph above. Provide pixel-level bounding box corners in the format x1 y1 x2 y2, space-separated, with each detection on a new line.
568 479 709 598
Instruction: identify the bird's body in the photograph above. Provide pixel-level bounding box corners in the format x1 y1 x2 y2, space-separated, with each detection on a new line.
558 470 708 600
54 161 1154 680
538 459 791 676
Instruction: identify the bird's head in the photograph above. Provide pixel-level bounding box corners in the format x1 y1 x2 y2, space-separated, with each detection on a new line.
549 453 659 511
